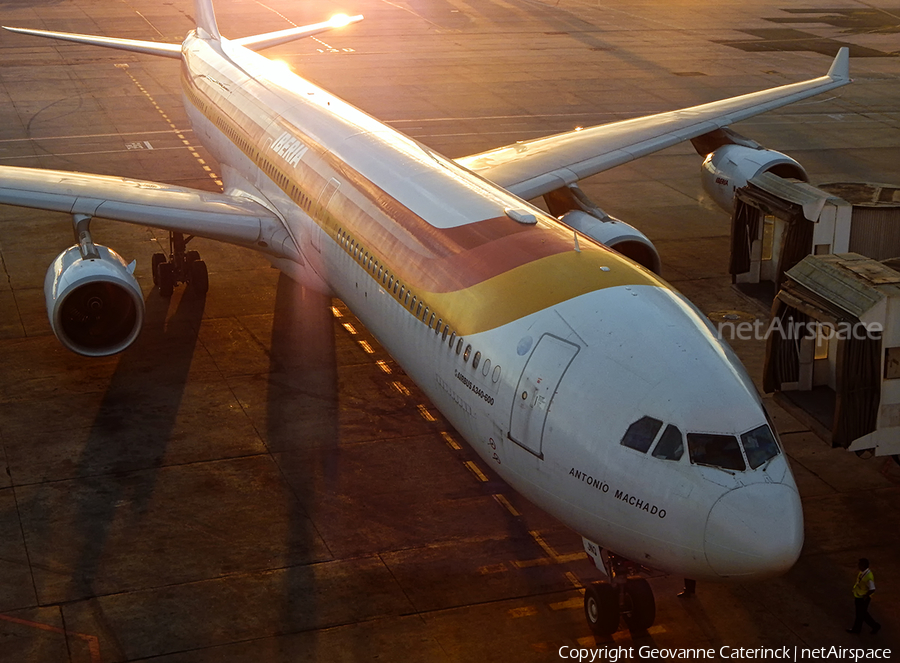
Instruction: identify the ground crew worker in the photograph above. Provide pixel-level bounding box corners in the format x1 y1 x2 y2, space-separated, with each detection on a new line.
847 558 881 634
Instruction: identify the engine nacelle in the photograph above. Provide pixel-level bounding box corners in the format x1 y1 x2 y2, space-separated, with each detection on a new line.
558 210 661 275
44 245 145 356
701 144 808 214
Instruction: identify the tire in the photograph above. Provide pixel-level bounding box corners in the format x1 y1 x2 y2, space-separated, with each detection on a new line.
584 582 619 636
151 253 167 286
189 259 209 294
185 250 200 266
157 262 175 297
622 577 655 631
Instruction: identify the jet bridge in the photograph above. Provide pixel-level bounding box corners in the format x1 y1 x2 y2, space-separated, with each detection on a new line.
763 253 900 457
729 174 900 298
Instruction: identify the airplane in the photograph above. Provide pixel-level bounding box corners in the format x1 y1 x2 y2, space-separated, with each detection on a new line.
1 0 850 636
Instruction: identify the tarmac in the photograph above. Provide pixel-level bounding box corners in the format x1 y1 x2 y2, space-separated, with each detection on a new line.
0 1 898 661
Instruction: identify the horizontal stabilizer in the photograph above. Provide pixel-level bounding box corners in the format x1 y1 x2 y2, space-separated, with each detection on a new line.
234 14 363 51
2 26 182 58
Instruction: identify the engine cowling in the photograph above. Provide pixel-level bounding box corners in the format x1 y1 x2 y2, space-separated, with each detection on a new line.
558 210 661 275
701 144 808 213
44 245 145 356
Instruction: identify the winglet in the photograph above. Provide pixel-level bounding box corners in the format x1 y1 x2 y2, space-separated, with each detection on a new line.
828 47 850 82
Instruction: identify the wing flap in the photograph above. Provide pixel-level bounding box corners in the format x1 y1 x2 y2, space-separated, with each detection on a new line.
457 49 850 201
0 166 297 259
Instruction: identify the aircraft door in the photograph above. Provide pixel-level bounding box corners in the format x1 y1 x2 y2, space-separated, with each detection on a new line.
509 334 579 459
312 177 341 253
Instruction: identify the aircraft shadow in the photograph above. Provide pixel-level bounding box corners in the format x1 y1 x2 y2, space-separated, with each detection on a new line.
64 284 206 600
265 273 338 655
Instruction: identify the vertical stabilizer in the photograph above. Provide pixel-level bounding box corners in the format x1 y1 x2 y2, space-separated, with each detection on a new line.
194 0 222 39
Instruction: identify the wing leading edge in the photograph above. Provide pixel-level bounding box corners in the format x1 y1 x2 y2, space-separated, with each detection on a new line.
456 48 850 201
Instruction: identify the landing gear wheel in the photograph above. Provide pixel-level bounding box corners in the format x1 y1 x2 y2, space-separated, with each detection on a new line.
185 250 200 266
584 582 619 636
151 253 166 286
157 262 175 297
189 259 209 294
622 577 655 631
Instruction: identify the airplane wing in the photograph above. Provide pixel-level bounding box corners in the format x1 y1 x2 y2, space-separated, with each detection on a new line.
0 165 298 260
456 49 850 201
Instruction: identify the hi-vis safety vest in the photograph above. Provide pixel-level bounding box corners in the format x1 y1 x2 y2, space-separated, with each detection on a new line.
853 569 875 598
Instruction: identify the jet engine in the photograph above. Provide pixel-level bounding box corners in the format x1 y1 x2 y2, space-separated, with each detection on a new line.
44 245 144 357
543 183 661 274
558 210 661 275
698 140 808 214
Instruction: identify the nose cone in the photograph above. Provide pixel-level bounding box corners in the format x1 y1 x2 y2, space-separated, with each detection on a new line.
705 483 803 579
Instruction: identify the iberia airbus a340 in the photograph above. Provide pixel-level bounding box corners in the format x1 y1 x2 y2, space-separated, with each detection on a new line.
1 0 850 635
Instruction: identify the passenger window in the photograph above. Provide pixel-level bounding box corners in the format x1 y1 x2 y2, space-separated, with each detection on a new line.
620 416 662 453
652 424 684 461
442 326 450 342
456 338 463 354
472 351 481 369
464 345 472 362
687 433 745 471
741 425 780 469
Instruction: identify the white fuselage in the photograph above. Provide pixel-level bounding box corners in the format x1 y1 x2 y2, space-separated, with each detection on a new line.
180 33 803 581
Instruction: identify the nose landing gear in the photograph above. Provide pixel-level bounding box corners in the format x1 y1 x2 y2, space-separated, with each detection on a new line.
582 542 656 636
151 231 209 297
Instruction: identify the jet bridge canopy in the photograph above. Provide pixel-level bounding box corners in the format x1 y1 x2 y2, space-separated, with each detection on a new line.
731 174 900 304
764 253 900 456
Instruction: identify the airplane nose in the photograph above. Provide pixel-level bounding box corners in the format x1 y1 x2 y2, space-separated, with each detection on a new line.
704 483 803 579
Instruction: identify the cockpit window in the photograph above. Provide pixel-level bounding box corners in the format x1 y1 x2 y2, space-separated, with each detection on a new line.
741 425 780 469
621 416 663 453
687 433 745 471
652 424 684 461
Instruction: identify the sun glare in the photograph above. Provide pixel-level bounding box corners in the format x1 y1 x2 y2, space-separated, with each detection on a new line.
328 14 352 28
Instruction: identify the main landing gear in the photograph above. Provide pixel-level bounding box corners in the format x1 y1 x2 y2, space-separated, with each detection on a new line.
151 231 208 297
582 546 656 637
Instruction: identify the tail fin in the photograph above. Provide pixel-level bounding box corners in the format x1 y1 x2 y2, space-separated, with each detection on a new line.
194 0 221 40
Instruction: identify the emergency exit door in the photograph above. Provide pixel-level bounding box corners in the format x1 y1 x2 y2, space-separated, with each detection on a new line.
509 334 579 459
